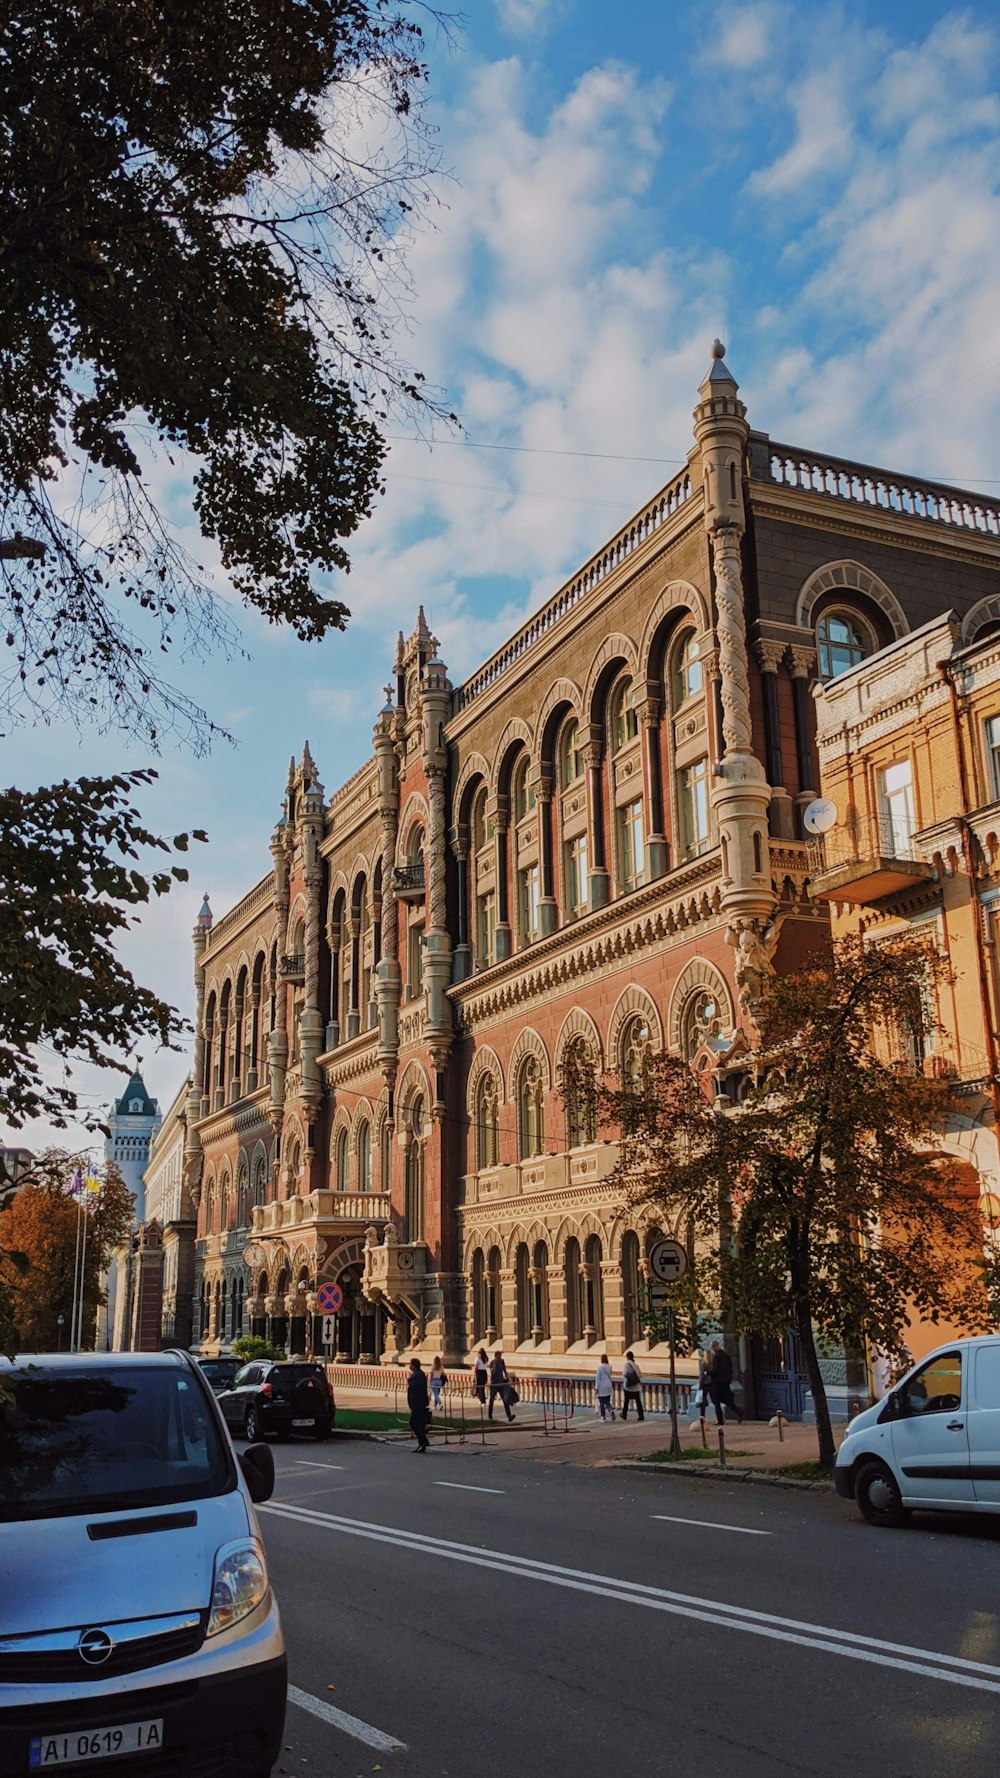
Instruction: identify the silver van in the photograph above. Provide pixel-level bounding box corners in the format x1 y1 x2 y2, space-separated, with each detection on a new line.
835 1334 1000 1527
0 1350 285 1776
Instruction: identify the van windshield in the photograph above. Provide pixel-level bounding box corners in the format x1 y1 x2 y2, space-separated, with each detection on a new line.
0 1366 234 1521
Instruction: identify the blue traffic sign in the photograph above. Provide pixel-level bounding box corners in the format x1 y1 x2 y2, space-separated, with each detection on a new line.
316 1280 343 1314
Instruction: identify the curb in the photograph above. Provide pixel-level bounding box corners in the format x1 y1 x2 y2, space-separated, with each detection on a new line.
611 1460 833 1493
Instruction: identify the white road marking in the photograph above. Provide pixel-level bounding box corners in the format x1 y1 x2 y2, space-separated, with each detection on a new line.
263 1502 1000 1698
293 1461 346 1470
652 1514 772 1537
287 1683 407 1751
433 1480 505 1495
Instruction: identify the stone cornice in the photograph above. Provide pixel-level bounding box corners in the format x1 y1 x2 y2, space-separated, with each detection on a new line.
750 485 1000 572
194 1087 270 1147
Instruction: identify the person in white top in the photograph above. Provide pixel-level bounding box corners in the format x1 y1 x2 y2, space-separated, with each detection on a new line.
595 1355 615 1420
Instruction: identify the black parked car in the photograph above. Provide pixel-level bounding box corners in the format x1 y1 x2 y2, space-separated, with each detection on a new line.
217 1360 335 1442
197 1354 241 1394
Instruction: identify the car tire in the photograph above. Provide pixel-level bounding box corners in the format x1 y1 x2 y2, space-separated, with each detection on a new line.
855 1460 910 1529
244 1406 262 1444
313 1422 332 1441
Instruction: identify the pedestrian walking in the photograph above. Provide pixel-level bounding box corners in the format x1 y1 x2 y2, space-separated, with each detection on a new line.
595 1354 616 1420
407 1357 431 1452
473 1348 489 1405
621 1350 645 1421
709 1340 744 1425
430 1355 447 1412
488 1349 514 1421
695 1350 713 1423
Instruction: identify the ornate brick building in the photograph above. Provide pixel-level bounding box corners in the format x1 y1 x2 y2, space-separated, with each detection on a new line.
183 344 1000 1399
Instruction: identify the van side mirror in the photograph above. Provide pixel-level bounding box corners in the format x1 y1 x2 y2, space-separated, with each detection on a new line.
877 1392 899 1424
240 1442 276 1504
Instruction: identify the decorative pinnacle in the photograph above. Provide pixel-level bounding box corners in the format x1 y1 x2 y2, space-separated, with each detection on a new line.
196 893 213 930
711 338 726 359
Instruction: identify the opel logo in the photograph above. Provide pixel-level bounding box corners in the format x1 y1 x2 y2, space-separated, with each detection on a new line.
78 1628 114 1666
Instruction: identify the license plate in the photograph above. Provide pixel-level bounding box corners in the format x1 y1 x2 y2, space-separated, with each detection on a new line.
30 1719 162 1768
292 1417 314 1427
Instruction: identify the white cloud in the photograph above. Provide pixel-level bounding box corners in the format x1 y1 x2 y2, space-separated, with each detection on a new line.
706 2 780 69
748 70 854 195
491 0 563 39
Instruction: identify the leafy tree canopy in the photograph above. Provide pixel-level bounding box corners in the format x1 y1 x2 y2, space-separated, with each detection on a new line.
0 0 451 748
566 937 999 1470
0 1153 134 1353
0 770 204 1128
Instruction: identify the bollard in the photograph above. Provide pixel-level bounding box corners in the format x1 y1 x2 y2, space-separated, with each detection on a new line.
699 1413 708 1451
777 1411 785 1443
717 1423 726 1468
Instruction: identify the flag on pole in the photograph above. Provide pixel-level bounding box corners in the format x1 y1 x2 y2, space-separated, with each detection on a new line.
84 1173 102 1196
67 1168 84 1198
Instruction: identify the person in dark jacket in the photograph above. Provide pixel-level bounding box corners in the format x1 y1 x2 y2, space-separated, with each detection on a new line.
407 1357 431 1452
709 1340 744 1425
488 1349 514 1422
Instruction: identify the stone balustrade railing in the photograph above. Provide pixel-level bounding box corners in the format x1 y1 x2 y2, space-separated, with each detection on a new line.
762 442 1000 538
251 1191 390 1234
453 465 695 712
204 874 274 952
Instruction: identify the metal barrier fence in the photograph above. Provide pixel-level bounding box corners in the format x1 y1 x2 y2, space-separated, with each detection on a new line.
325 1362 695 1417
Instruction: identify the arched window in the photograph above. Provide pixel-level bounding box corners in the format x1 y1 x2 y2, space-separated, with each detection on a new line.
518 1056 545 1159
476 1071 499 1170
621 1015 652 1091
564 1235 582 1345
357 1121 372 1194
512 755 536 822
816 610 872 681
219 1171 231 1233
584 1233 605 1341
563 1036 596 1148
681 989 723 1062
672 630 703 707
404 1096 425 1240
471 1247 486 1341
621 1230 641 1346
334 1127 349 1192
532 1240 550 1340
561 718 584 787
515 1242 530 1345
610 676 639 750
236 1158 249 1229
486 1244 501 1339
252 1151 267 1209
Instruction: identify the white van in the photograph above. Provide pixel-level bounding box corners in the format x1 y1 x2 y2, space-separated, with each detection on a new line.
0 1350 285 1776
835 1335 1000 1527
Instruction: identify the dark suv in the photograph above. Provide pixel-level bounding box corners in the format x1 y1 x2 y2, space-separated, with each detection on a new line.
217 1361 335 1443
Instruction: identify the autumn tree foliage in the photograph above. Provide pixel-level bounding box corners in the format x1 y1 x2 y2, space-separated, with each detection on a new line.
0 1154 134 1352
564 938 998 1470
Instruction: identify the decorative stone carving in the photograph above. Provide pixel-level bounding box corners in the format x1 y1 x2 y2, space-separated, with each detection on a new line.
712 524 754 756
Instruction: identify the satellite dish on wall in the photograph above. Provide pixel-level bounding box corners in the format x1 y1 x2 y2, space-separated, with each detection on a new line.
803 797 838 835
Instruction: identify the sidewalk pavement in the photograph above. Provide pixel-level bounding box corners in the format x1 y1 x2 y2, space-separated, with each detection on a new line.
337 1382 837 1472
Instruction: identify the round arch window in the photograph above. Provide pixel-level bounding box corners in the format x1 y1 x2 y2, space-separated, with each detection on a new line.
681 989 722 1062
816 610 872 681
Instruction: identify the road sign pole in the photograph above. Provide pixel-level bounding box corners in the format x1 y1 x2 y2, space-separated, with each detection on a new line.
667 1294 681 1458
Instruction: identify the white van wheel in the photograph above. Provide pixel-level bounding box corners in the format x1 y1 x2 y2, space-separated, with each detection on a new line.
855 1461 910 1528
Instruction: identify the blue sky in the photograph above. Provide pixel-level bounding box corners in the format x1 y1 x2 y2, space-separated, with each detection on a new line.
9 0 1000 1147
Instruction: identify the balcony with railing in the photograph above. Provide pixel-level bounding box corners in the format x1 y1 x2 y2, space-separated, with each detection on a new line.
808 814 935 905
393 862 425 900
251 1190 391 1237
279 952 305 982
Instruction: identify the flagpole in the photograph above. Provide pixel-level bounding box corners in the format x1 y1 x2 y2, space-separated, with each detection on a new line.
75 1206 89 1352
69 1199 83 1354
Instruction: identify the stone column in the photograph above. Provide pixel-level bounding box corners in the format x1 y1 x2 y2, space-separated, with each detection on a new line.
756 640 795 839
299 756 326 1126
493 800 512 961
267 822 291 1156
600 1261 626 1358
693 340 777 1026
788 646 818 817
547 1264 568 1355
536 772 559 936
584 730 610 908
374 710 402 1115
639 691 668 879
451 833 471 982
346 916 361 1039
422 655 455 1106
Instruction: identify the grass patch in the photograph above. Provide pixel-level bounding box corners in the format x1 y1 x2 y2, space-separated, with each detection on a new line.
640 1446 756 1464
334 1408 466 1433
772 1460 833 1481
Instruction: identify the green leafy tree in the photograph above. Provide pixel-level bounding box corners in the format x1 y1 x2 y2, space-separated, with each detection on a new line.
0 2 449 1123
0 0 452 746
0 771 205 1128
567 938 998 1471
230 1334 280 1363
0 1153 134 1351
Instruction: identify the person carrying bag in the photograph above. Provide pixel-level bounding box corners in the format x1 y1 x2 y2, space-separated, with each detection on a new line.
621 1350 645 1422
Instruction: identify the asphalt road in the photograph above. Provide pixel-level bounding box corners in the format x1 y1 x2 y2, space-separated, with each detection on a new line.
258 1430 1000 1778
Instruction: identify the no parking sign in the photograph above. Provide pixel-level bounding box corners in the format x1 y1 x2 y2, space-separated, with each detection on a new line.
316 1280 343 1315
